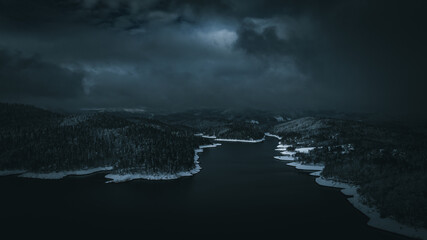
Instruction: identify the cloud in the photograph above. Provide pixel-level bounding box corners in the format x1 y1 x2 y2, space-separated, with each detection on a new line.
0 0 426 117
0 50 84 103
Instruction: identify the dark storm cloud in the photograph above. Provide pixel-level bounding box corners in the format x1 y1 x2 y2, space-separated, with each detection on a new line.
0 0 426 116
0 50 84 102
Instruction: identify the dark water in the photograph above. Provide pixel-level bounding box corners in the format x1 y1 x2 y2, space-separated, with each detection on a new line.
0 138 410 239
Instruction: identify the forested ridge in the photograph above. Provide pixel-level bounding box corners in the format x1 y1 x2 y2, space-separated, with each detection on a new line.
273 117 427 228
0 103 209 174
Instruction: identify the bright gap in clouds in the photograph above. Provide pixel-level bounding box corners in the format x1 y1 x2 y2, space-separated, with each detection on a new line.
196 28 238 49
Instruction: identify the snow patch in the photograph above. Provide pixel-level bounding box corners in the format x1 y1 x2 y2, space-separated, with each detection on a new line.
295 147 315 153
60 114 91 126
274 116 284 122
276 144 292 150
249 120 259 124
202 135 217 139
279 150 296 156
264 132 282 140
194 133 217 139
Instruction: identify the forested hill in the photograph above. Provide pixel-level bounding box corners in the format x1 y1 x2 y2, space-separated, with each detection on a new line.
0 103 61 129
272 117 427 228
0 103 209 174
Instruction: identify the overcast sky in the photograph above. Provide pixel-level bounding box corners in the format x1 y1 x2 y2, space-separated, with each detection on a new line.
0 0 426 115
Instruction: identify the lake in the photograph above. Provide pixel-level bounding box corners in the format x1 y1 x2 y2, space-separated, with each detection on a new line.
0 137 410 239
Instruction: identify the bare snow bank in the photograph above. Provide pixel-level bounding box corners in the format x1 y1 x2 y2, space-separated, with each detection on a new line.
0 170 27 176
273 142 314 161
215 138 265 143
274 156 295 161
265 132 282 140
19 166 113 179
199 143 222 148
295 147 315 153
279 150 296 156
286 162 324 171
309 171 322 177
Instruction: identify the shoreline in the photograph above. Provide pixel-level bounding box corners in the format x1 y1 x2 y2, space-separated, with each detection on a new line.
19 166 114 179
196 132 269 143
2 135 264 182
105 136 266 183
316 177 427 240
0 170 27 176
105 144 221 183
264 132 282 140
273 140 427 240
214 137 265 143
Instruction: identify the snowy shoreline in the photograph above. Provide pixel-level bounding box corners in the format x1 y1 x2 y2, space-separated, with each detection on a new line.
196 132 268 143
316 177 427 240
214 137 265 143
194 133 216 139
105 144 221 183
19 166 114 180
0 170 27 176
105 133 266 183
264 132 282 140
273 141 427 240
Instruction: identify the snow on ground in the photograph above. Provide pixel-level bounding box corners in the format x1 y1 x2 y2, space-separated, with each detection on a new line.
214 138 265 143
274 156 295 161
265 132 282 140
295 147 315 153
201 135 217 139
279 150 296 156
276 144 292 150
315 177 353 190
249 120 259 124
0 170 27 176
105 166 201 182
19 166 114 180
274 116 284 122
286 162 325 171
194 133 217 138
60 114 91 127
199 143 222 148
309 171 322 177
315 177 427 240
